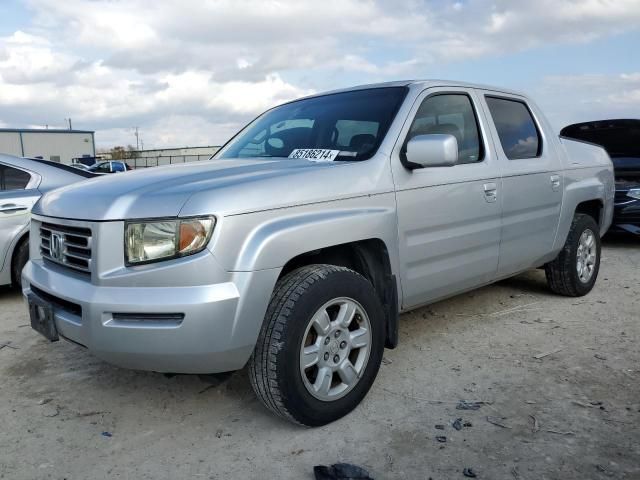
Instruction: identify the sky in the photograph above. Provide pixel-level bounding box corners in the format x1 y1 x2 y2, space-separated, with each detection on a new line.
0 0 639 150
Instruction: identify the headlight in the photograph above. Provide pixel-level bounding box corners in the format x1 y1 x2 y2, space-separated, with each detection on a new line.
628 188 640 200
125 217 215 265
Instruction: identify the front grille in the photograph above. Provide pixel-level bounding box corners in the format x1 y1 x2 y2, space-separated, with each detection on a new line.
40 222 92 274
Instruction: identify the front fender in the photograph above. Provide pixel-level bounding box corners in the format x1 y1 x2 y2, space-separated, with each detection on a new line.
210 194 400 273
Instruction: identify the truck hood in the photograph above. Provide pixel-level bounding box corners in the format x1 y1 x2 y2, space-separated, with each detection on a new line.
35 157 386 220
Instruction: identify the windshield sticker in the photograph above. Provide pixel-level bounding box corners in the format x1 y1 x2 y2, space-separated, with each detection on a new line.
289 149 340 162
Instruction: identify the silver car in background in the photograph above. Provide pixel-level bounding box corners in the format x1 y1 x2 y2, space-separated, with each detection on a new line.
0 155 94 287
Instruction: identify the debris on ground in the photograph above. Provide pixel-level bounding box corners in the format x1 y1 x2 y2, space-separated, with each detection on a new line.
463 467 477 477
533 348 563 359
37 398 53 405
594 354 607 360
101 432 112 438
0 341 18 350
381 357 393 365
530 415 540 433
452 418 463 431
463 421 472 427
435 424 445 430
596 464 614 476
545 429 575 436
436 436 447 443
571 400 594 408
486 416 511 429
456 400 486 410
42 405 59 417
313 463 374 480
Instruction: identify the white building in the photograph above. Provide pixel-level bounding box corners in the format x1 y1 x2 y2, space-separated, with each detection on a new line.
0 128 96 164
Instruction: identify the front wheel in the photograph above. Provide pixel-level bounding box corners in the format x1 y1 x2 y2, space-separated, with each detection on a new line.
545 213 601 297
249 265 385 426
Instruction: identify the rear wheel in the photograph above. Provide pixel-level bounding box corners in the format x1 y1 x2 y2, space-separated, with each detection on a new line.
545 214 601 297
249 265 385 426
11 238 29 289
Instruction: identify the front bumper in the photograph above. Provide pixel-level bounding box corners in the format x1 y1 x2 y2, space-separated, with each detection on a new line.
22 255 279 374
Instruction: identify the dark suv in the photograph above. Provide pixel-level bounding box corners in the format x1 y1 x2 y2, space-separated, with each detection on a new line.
562 119 640 235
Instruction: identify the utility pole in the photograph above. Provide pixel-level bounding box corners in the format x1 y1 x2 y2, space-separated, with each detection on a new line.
133 126 140 151
65 118 72 130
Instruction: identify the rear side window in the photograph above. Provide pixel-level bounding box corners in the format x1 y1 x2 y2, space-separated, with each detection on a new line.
408 94 483 164
485 96 541 160
0 165 31 191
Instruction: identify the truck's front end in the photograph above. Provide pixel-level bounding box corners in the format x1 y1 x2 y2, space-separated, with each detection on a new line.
24 211 278 373
23 84 408 378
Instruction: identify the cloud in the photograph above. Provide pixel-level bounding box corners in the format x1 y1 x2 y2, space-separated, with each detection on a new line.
535 72 640 131
0 1 638 147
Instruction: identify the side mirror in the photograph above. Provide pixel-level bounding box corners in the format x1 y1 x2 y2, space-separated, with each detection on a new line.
404 134 458 169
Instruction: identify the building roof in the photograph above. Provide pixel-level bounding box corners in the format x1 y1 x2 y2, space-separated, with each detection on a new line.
0 128 94 134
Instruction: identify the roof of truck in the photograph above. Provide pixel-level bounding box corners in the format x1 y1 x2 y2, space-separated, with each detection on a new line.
303 79 525 99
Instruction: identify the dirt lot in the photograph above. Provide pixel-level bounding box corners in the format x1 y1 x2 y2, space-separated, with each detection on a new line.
1 236 638 480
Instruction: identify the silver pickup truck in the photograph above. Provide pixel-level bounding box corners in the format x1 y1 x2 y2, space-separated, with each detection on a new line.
24 80 614 426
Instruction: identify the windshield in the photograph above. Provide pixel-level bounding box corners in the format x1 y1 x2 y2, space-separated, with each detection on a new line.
217 87 408 161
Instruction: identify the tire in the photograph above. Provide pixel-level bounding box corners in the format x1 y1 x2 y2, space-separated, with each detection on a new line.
249 264 385 427
545 214 601 297
11 238 29 289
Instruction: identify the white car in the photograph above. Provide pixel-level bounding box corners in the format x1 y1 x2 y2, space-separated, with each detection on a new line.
0 155 94 287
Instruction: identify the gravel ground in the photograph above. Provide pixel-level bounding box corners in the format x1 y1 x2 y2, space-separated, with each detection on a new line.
0 235 638 480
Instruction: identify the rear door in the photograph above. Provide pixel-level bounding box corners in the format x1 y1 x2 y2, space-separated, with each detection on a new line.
0 163 40 271
478 93 563 277
391 87 503 308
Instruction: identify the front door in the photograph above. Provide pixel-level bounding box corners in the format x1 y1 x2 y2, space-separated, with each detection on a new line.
391 88 503 308
478 93 563 277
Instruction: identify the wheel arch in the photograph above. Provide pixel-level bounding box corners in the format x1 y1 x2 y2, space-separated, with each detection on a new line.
279 239 400 349
9 231 30 285
552 172 611 253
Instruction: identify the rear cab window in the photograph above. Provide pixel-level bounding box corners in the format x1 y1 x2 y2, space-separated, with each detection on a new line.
485 96 542 160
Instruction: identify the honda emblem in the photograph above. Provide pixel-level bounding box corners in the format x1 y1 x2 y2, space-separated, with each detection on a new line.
50 233 64 261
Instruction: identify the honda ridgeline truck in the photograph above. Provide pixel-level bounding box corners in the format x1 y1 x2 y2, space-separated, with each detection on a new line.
24 81 614 426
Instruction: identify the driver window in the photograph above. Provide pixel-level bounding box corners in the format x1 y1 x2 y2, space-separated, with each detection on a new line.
408 94 483 164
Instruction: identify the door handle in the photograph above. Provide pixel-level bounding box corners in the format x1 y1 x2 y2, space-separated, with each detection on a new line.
0 203 28 213
550 175 561 191
483 183 497 203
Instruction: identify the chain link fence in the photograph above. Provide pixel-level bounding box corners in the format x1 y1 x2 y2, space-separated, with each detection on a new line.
128 154 214 169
